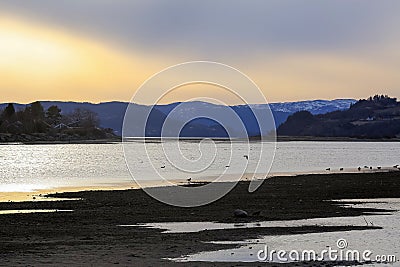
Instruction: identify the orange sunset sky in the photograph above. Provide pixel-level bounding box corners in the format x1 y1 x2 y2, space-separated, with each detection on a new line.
0 1 399 104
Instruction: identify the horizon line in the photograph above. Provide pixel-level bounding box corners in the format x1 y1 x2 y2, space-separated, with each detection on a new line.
0 97 360 106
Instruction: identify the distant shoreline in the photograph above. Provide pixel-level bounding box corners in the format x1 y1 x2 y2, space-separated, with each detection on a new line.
1 135 399 144
276 135 400 142
1 139 121 145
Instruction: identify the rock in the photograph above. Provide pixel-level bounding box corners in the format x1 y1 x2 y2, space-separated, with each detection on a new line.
233 209 248 218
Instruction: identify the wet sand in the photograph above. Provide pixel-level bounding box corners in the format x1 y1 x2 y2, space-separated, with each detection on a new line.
0 171 399 266
0 183 138 203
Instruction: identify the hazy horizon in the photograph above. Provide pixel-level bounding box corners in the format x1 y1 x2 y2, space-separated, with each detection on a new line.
0 96 361 106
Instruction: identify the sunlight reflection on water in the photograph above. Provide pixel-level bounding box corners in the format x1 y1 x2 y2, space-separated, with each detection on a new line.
1 142 399 192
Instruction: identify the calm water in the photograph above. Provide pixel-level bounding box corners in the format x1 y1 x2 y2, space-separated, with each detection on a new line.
0 141 399 192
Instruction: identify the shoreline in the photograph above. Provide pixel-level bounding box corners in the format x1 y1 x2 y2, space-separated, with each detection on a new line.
1 136 400 145
2 168 398 203
0 138 121 145
0 182 138 203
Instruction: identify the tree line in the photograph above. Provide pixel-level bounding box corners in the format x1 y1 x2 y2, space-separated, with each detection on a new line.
0 102 100 134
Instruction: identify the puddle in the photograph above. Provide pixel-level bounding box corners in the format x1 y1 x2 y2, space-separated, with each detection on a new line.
120 216 387 234
120 221 271 233
0 209 73 215
331 198 400 209
120 198 397 234
32 197 82 202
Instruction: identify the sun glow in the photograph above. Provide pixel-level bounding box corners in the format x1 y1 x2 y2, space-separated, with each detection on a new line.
0 29 71 67
0 16 160 103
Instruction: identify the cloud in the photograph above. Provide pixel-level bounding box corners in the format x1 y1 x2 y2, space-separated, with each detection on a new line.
0 1 399 103
1 0 399 56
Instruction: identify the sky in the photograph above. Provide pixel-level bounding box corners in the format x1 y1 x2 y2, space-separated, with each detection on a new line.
0 1 399 104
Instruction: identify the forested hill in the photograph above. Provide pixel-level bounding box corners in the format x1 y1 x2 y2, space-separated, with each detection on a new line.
0 102 117 142
277 95 400 139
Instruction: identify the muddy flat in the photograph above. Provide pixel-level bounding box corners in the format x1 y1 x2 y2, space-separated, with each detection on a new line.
0 171 399 266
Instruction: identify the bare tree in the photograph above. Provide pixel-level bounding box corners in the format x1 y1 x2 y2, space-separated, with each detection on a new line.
65 108 99 128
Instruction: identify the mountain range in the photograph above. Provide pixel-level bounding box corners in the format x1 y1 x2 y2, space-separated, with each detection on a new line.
0 99 356 137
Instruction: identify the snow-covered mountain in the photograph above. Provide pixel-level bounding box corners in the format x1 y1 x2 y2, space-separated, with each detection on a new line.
268 99 356 114
155 99 356 131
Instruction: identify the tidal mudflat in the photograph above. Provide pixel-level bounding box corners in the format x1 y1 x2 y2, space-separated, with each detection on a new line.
0 171 400 266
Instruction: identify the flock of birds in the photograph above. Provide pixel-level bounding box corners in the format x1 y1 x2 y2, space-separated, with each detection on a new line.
160 155 399 184
326 164 399 172
159 155 250 184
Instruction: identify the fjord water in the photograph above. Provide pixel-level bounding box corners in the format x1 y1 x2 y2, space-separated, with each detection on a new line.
0 141 399 192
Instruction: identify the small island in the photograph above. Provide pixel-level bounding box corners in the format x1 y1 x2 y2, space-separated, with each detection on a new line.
0 102 119 143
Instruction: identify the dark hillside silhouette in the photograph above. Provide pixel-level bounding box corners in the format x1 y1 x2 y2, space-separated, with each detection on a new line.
0 102 117 142
0 99 355 136
278 95 400 139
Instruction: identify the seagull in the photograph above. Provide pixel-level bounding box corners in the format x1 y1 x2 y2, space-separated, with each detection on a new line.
161 165 165 169
393 165 399 168
339 168 344 171
187 177 192 183
326 168 331 171
377 166 382 170
358 167 361 171
243 155 249 160
370 166 373 170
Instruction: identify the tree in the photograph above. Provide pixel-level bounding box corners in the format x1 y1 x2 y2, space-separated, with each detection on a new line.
30 101 45 119
2 103 16 119
66 108 99 128
81 109 99 128
19 102 48 133
46 105 62 126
